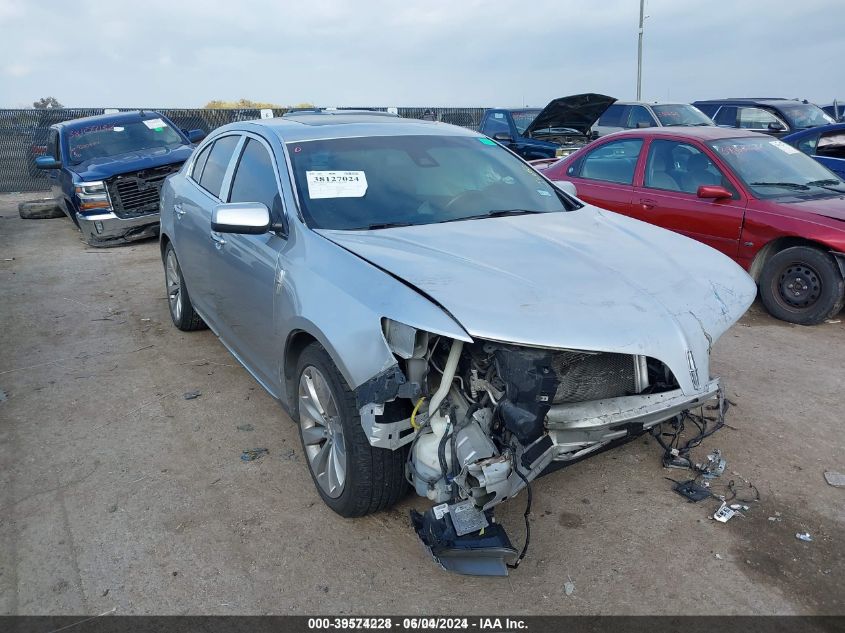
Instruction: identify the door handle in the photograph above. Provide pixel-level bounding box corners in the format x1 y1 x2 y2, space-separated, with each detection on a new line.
640 198 657 210
174 203 186 218
209 232 227 249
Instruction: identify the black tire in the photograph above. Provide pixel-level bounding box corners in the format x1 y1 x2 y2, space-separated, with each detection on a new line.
18 199 64 220
294 342 407 517
759 246 845 325
163 242 207 331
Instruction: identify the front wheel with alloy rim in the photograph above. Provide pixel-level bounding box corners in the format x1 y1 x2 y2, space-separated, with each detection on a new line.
759 246 845 325
163 242 207 331
294 342 407 517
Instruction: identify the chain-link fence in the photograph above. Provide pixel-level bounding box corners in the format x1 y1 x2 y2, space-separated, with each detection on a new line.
0 106 487 193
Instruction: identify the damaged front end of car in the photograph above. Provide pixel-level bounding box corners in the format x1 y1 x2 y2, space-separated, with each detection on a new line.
356 318 725 576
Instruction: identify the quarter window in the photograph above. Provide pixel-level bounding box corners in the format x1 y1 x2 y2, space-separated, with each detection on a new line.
578 139 643 185
191 143 213 182
198 135 240 198
228 138 283 216
714 106 737 127
597 104 626 127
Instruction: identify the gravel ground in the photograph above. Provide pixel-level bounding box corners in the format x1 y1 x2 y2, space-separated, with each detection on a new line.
0 192 843 615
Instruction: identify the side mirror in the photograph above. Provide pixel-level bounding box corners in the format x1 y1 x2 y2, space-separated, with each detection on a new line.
768 121 786 132
697 185 733 200
492 132 513 143
35 155 61 170
187 129 206 143
589 130 600 140
554 181 578 197
211 202 271 234
635 121 652 129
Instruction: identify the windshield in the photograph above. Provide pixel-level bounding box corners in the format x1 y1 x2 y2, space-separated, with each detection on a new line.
287 135 572 230
710 137 845 198
510 110 540 134
67 118 185 164
777 103 835 129
652 104 714 127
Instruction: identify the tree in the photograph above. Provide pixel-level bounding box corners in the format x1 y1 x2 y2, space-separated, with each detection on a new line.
33 96 63 109
203 98 314 109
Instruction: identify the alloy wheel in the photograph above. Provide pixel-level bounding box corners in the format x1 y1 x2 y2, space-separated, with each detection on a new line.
298 366 347 498
165 249 182 322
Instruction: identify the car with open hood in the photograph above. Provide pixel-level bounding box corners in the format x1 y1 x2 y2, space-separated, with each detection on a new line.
159 114 755 575
34 111 204 246
537 126 845 325
479 93 615 160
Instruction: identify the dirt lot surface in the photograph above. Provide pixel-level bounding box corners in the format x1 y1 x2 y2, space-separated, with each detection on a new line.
1 192 843 616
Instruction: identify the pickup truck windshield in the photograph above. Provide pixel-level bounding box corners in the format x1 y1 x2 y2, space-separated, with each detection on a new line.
510 110 541 134
67 119 184 164
287 134 573 230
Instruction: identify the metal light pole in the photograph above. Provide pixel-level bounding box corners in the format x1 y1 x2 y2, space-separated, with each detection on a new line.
636 0 645 100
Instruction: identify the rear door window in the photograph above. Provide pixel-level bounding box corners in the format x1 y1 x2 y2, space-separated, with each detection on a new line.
576 139 644 184
198 135 240 198
597 104 626 127
737 107 785 131
817 131 845 159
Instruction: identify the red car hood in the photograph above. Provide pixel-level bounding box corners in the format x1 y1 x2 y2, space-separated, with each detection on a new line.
782 195 845 223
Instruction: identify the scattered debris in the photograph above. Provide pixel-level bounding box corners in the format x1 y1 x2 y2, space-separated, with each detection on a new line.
564 577 575 596
282 448 298 461
795 532 813 543
824 471 845 487
767 516 782 522
183 390 202 400
730 504 749 511
698 450 727 479
0 389 7 402
672 479 712 502
101 589 109 597
236 423 255 432
713 502 737 523
241 448 269 462
3 257 14 261
714 553 723 560
825 319 841 324
107 504 118 513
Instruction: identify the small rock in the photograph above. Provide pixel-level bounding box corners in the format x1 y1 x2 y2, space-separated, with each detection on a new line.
183 390 202 400
796 532 813 542
564 580 575 596
102 589 109 597
237 424 255 432
107 504 118 513
714 553 723 560
241 448 269 462
172 571 179 577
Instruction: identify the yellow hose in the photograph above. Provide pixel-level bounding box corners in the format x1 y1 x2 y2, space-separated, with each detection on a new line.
410 397 425 430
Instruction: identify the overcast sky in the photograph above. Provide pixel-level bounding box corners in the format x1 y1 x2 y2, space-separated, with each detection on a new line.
1 0 842 108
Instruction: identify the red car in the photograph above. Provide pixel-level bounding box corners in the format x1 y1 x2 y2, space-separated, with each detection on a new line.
536 127 845 325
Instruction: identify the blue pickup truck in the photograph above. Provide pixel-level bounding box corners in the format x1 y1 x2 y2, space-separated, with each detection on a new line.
478 93 615 160
34 111 203 247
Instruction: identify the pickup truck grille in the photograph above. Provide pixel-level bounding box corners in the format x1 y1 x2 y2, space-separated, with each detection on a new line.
106 164 181 219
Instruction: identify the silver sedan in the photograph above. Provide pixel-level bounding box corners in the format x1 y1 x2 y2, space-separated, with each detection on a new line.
159 113 756 574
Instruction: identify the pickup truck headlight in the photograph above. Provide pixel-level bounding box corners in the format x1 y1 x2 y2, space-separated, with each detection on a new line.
74 181 112 212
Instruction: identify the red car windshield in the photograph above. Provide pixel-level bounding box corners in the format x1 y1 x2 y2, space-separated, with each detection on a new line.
710 137 845 198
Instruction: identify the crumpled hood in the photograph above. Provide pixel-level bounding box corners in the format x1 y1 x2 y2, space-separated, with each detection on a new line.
72 145 193 181
318 208 756 396
525 93 616 136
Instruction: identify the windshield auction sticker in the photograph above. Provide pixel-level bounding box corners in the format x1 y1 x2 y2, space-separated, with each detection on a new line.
142 118 166 130
770 139 800 154
306 170 368 199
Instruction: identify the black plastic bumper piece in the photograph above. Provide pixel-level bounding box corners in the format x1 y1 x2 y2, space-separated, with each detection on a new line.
410 508 517 576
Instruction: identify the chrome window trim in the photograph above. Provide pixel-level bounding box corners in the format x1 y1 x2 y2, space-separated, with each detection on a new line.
188 132 243 202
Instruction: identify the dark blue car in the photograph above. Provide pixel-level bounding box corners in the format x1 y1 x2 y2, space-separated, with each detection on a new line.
35 111 203 246
782 123 845 180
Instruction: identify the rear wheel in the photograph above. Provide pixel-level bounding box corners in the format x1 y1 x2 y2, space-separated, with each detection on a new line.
163 243 206 331
759 246 844 325
294 342 407 517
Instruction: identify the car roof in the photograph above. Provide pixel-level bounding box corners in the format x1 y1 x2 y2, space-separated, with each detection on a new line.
596 126 765 142
215 115 480 143
613 101 695 107
692 98 797 107
53 110 167 131
282 108 399 118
